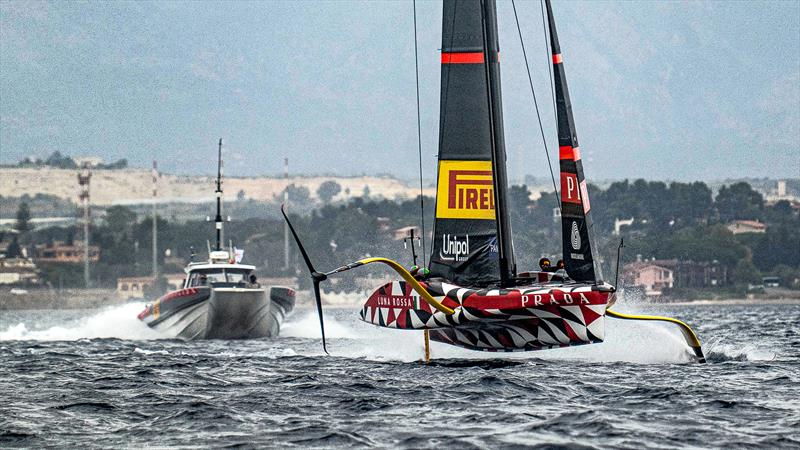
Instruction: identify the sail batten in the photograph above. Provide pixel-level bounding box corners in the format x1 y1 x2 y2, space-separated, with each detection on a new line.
545 0 602 283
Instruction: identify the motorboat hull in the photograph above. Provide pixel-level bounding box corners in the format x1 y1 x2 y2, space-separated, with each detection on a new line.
138 286 295 340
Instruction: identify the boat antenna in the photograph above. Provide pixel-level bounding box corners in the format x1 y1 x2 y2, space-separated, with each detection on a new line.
511 0 559 209
614 238 624 287
215 138 224 251
403 228 420 266
412 0 427 267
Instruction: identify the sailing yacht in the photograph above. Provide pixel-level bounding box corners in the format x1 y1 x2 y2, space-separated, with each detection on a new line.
284 0 704 361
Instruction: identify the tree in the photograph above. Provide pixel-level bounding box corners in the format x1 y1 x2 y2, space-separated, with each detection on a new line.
284 184 311 205
15 202 31 234
104 206 137 236
5 236 22 258
44 151 77 169
317 180 342 203
668 181 713 225
732 258 761 285
715 182 764 222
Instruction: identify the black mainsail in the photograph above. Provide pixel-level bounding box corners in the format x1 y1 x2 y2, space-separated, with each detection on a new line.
545 0 602 283
428 0 516 287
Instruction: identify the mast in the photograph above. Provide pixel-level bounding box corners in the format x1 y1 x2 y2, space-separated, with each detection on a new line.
152 160 158 280
283 157 290 269
428 0 515 287
545 0 602 283
480 0 515 286
77 164 91 288
214 138 224 251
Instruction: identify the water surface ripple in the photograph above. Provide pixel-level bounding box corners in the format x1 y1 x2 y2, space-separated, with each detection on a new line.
1 303 798 448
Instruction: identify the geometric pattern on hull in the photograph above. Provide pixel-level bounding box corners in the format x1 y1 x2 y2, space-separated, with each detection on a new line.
360 278 612 352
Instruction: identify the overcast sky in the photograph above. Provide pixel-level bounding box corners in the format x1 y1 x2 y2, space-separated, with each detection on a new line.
1 0 798 182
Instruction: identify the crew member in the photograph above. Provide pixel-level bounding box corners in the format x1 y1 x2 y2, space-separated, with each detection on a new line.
409 265 431 281
539 257 555 272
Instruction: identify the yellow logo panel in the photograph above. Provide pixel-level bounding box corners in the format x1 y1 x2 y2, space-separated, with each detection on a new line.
435 160 495 220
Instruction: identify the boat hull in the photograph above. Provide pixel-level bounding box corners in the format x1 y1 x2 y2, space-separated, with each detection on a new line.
360 279 613 352
138 286 295 340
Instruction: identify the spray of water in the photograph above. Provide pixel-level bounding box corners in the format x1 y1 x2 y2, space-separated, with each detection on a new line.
0 303 164 341
281 291 736 364
0 291 772 363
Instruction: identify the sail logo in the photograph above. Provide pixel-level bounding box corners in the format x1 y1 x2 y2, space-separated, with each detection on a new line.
436 160 495 220
561 173 591 213
571 221 581 250
439 234 470 262
561 173 581 205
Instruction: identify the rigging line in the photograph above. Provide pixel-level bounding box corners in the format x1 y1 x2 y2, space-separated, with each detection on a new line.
540 0 560 204
436 0 459 159
511 0 559 212
412 0 426 266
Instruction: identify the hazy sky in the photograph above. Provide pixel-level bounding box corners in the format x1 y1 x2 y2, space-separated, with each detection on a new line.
1 0 798 182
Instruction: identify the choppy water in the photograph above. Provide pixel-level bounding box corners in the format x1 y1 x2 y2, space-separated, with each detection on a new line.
1 299 798 448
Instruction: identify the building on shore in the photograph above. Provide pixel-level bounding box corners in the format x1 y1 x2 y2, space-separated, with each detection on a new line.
624 262 674 297
116 273 186 300
116 277 155 300
624 258 729 297
33 240 100 263
726 220 767 235
0 257 42 286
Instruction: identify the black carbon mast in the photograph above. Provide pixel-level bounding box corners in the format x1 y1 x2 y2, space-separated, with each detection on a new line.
428 0 516 287
481 0 516 287
545 0 602 283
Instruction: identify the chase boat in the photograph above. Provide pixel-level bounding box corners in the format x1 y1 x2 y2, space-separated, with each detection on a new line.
138 139 295 340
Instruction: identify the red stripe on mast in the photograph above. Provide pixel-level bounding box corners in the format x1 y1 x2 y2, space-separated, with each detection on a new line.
559 145 581 161
441 52 485 64
552 53 562 64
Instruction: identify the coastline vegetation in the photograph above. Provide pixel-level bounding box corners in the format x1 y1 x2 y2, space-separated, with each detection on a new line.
3 179 798 298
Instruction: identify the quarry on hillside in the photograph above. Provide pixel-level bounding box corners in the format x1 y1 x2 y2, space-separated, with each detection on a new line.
0 168 435 206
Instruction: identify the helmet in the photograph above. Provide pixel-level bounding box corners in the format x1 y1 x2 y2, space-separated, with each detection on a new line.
539 257 551 268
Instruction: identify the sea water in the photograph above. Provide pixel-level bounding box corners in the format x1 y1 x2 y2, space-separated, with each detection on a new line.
1 299 797 448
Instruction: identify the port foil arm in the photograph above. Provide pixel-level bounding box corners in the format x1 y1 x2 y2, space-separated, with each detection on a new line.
606 308 706 363
327 257 455 315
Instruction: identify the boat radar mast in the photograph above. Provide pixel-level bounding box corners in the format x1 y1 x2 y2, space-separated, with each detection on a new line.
214 138 224 251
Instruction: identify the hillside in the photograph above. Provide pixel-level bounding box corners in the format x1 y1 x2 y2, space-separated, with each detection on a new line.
0 168 433 206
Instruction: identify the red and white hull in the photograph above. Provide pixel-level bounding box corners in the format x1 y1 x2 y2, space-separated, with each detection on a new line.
361 278 614 352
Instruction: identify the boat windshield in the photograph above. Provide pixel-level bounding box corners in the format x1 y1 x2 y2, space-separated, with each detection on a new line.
187 268 252 287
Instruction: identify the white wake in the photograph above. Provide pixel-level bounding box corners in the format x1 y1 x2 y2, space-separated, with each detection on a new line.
0 303 163 341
